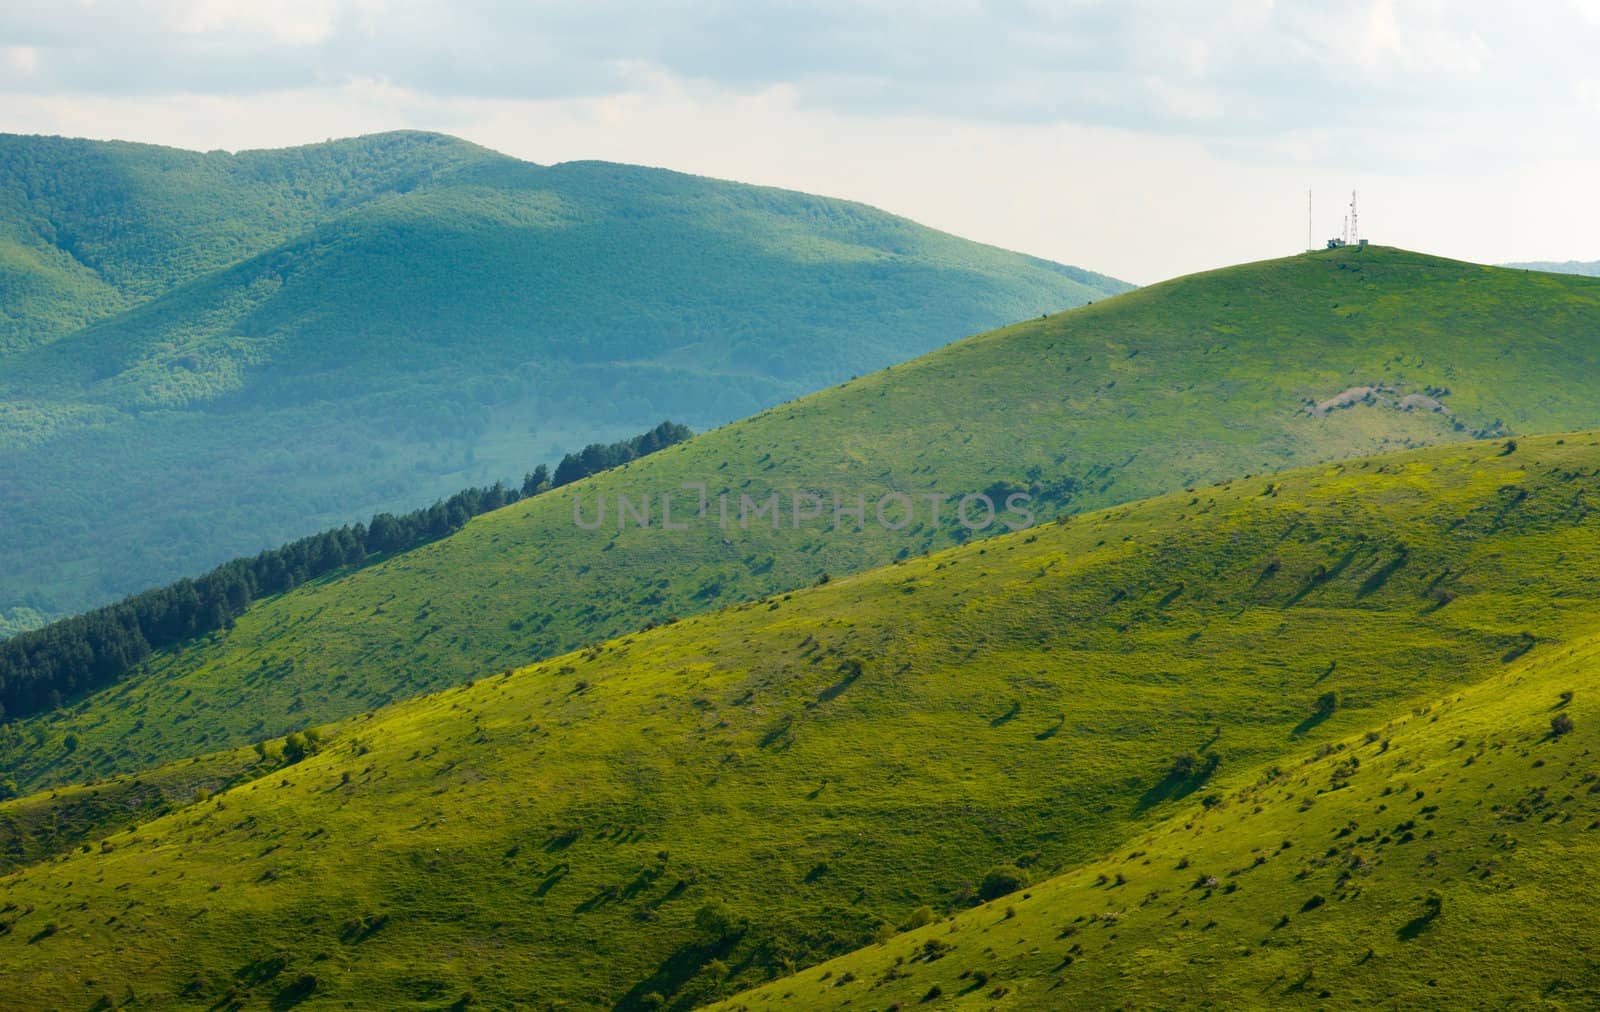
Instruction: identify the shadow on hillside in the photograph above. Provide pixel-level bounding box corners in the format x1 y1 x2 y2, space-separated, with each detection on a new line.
269 974 319 1010
1397 895 1443 940
1284 548 1360 606
611 934 742 1011
1134 751 1220 813
990 701 1021 727
1502 632 1537 664
1291 708 1333 737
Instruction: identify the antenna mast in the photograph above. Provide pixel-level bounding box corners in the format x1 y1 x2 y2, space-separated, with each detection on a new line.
1349 189 1358 245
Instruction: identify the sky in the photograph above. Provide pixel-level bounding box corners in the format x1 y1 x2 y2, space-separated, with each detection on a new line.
2 0 1598 284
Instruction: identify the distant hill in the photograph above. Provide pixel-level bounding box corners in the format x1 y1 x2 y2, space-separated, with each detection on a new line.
0 130 1129 631
1502 258 1600 277
3 431 1600 1008
9 246 1600 795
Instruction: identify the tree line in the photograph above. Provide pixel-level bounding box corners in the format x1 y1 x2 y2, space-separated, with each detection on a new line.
550 421 694 487
0 421 692 724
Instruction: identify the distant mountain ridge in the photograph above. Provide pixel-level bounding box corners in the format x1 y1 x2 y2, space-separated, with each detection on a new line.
0 130 1130 631
1502 258 1600 276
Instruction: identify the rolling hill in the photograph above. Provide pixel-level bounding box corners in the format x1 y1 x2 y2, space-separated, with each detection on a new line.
716 623 1600 1010
7 246 1600 795
2 432 1599 1008
0 130 1128 634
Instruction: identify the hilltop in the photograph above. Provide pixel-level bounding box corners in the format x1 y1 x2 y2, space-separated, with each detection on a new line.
3 432 1600 1007
0 130 1127 631
8 246 1600 793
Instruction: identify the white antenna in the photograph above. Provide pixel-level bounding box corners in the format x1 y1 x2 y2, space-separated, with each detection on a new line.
1349 189 1358 245
1342 214 1348 245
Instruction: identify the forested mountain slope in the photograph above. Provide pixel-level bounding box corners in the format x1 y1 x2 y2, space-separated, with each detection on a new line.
0 130 1127 632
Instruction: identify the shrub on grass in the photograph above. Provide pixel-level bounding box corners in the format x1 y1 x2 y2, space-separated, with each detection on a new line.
283 732 312 764
901 905 936 931
1551 713 1575 738
978 865 1030 902
693 901 744 944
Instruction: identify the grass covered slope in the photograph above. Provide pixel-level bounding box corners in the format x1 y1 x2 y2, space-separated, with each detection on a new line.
718 628 1600 1010
0 131 1127 629
9 245 1600 792
0 745 276 876
4 433 1600 1007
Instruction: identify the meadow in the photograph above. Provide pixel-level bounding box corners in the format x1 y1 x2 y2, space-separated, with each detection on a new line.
3 432 1599 1007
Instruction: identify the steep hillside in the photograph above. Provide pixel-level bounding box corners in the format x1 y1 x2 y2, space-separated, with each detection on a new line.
8 246 1600 793
0 745 271 876
0 131 1127 630
718 627 1600 1010
3 433 1600 1008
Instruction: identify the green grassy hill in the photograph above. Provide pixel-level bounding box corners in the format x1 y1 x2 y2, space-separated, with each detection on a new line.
0 131 1127 631
717 622 1600 1010
2 432 1600 1008
8 245 1600 794
0 745 271 876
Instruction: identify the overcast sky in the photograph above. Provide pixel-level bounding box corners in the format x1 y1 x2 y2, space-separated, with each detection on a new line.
3 0 1598 284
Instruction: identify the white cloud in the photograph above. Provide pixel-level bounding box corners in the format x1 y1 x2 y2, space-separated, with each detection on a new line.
1 1 1598 280
1 45 40 75
167 0 343 43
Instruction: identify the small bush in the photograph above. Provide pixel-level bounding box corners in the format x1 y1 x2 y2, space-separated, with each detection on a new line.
693 901 744 943
283 732 312 764
978 865 1030 902
1551 713 1575 738
901 905 936 931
